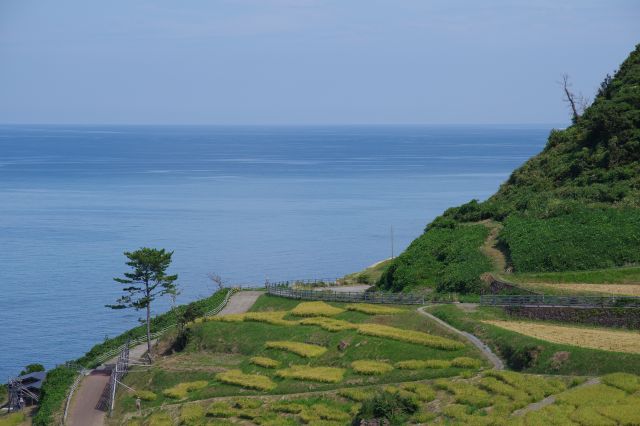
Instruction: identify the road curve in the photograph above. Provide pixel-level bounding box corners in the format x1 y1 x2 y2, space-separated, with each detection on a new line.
417 306 504 370
66 290 263 426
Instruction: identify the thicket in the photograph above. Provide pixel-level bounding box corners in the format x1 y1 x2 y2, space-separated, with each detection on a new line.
31 366 77 426
378 224 491 293
379 44 640 291
500 208 640 272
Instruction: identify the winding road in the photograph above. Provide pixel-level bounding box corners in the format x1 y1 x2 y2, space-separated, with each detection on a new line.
65 290 263 426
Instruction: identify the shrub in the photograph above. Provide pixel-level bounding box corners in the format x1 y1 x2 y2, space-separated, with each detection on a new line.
179 404 205 426
450 357 482 368
338 388 372 402
290 302 344 317
265 341 327 357
216 370 276 391
498 343 540 371
250 356 280 368
207 401 235 417
356 323 464 350
298 317 356 332
601 372 640 393
275 365 345 383
345 304 403 315
395 359 451 369
31 366 77 426
134 390 157 401
162 381 209 399
356 390 419 425
351 360 394 375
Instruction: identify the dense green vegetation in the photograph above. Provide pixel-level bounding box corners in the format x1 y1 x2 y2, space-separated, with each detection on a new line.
500 208 640 272
31 366 77 426
378 224 491 293
380 44 640 291
508 266 640 284
77 288 229 367
428 305 640 375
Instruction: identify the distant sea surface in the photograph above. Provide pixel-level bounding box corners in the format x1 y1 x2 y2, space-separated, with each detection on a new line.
0 124 550 378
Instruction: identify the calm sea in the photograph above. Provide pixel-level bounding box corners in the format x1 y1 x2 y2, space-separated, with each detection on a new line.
0 124 550 379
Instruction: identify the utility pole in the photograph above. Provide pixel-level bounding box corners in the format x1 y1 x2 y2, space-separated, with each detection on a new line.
390 225 394 260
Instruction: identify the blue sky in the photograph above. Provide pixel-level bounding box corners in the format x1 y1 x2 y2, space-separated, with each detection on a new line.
0 0 638 124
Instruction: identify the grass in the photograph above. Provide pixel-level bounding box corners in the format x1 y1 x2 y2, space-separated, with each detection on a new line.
344 303 404 315
356 323 464 350
265 340 328 357
290 301 345 317
275 366 346 383
134 390 157 401
0 413 25 426
341 258 392 286
216 370 276 391
428 304 640 375
350 360 394 375
249 356 280 368
507 265 640 284
111 295 481 419
483 319 640 354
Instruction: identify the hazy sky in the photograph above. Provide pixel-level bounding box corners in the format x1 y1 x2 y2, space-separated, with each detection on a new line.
1 0 638 125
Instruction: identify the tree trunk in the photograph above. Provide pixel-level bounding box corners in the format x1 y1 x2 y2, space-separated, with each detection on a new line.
146 283 153 362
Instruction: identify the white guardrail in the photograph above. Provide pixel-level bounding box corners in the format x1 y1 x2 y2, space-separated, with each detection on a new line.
91 288 238 366
61 288 238 425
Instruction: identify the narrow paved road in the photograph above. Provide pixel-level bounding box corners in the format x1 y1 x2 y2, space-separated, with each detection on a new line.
417 306 504 370
66 290 262 426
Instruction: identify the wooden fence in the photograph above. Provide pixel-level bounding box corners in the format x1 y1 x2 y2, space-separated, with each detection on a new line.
266 283 425 305
480 294 640 309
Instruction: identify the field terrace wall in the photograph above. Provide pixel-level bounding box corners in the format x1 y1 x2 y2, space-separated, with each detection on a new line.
503 306 640 329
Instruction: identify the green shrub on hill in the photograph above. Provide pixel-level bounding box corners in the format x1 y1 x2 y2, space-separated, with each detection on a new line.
500 208 640 272
32 366 77 426
380 44 640 291
378 224 491 293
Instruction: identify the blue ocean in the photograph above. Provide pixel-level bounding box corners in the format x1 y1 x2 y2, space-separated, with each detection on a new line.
0 124 550 379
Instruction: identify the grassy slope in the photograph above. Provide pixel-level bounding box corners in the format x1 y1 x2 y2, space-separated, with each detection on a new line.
428 304 640 375
380 44 640 292
507 266 640 285
112 295 485 418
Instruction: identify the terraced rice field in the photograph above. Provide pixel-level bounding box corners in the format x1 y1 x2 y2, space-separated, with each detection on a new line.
525 282 640 296
483 320 640 354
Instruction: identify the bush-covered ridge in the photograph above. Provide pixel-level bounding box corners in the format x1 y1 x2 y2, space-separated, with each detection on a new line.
381 44 640 291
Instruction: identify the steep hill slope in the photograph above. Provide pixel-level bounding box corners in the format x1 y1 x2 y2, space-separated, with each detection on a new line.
380 44 640 292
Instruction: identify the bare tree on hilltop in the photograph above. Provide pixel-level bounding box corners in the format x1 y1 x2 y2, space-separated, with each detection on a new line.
560 73 590 123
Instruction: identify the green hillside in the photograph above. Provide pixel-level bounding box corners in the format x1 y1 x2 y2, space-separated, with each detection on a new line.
380 44 640 292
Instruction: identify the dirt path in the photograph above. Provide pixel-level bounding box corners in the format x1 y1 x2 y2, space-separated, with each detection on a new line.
67 291 261 426
417 306 504 370
511 377 600 417
480 220 507 273
66 370 110 426
219 291 263 314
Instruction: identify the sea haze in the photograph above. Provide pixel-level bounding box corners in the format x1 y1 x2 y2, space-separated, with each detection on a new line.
0 124 550 378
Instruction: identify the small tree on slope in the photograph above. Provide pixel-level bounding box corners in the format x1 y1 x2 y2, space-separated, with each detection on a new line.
108 247 178 361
